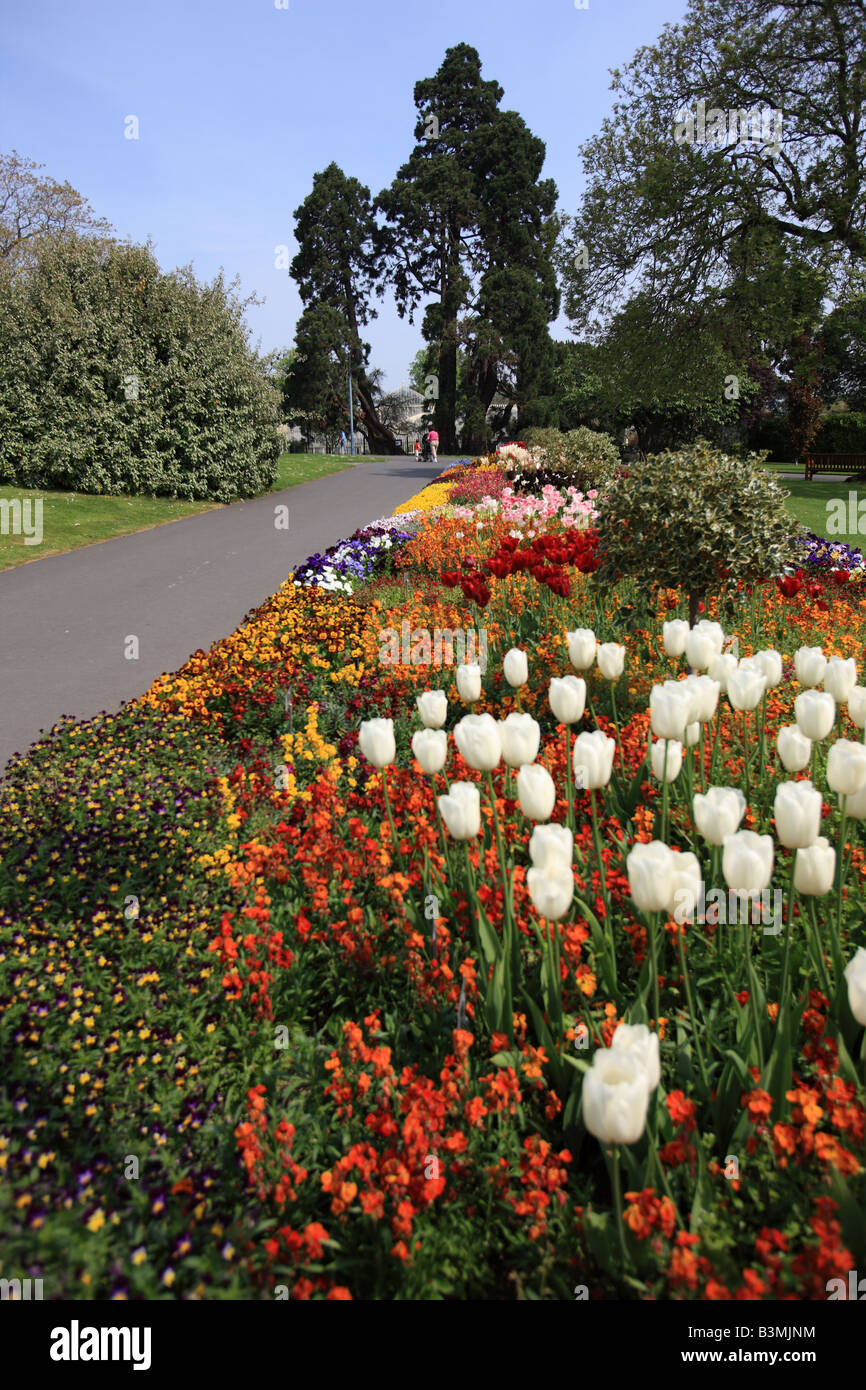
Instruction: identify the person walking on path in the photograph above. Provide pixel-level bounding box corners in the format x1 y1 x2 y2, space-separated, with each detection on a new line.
428 427 439 462
339 430 347 456
413 439 420 459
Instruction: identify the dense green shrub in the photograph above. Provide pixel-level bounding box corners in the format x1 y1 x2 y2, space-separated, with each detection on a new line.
0 236 279 500
812 410 866 455
594 440 802 619
521 424 621 488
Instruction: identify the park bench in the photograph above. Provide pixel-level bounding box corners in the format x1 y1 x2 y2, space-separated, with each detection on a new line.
804 452 866 481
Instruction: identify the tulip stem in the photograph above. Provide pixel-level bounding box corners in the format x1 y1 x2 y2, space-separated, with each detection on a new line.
485 768 517 979
742 710 750 801
676 922 710 1091
709 709 722 785
835 795 849 948
807 896 833 998
757 691 768 782
649 909 660 1025
430 777 451 880
775 850 798 1046
381 768 405 874
610 684 624 775
564 725 574 831
611 1145 629 1270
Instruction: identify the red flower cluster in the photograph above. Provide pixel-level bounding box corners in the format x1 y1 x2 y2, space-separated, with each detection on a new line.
443 527 601 603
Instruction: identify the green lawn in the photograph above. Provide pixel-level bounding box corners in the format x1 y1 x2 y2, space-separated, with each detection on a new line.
772 473 866 548
0 453 377 571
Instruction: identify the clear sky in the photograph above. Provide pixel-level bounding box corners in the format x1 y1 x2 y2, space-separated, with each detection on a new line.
0 0 688 389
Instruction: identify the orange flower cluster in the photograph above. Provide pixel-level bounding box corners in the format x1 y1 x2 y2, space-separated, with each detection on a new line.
623 1187 677 1242
505 1136 573 1240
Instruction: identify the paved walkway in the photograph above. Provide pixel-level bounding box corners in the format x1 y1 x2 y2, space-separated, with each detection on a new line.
0 455 451 774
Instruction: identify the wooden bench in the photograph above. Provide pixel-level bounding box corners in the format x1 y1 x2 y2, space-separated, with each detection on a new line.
804 452 866 480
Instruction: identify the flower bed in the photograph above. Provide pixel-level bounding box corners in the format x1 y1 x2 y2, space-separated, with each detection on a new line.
2 460 866 1301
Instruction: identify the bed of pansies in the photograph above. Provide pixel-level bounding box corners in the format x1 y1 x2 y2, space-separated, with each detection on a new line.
2 440 865 1301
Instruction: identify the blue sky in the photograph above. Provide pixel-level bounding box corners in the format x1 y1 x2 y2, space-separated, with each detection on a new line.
0 0 688 389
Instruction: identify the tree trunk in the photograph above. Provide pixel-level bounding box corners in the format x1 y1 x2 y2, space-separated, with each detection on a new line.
435 322 459 453
354 373 402 454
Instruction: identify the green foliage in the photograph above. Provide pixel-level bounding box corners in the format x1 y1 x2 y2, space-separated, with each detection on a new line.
290 163 398 453
378 44 559 451
282 303 353 442
813 410 866 455
0 235 279 500
594 441 802 605
522 424 621 488
560 0 865 334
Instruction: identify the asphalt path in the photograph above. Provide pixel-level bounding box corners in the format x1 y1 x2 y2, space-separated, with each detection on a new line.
0 453 452 775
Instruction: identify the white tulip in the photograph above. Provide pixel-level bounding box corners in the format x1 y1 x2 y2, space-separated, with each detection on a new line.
693 786 746 846
416 689 447 729
683 674 720 724
684 628 716 671
455 663 482 702
826 739 866 797
453 713 501 771
727 666 767 712
566 628 596 671
662 619 689 658
794 646 826 688
529 823 573 873
412 728 447 775
844 947 866 1026
777 724 812 773
667 851 702 923
847 686 866 729
694 619 725 655
794 690 836 741
794 837 836 896
650 738 683 782
754 649 783 689
845 781 866 819
708 652 739 694
572 729 616 790
685 721 701 747
582 1049 650 1146
626 840 675 913
824 656 858 704
527 865 574 921
597 642 626 680
517 764 557 822
498 712 540 768
438 782 481 840
503 647 529 688
549 675 586 725
610 1024 660 1090
774 780 822 849
358 717 395 769
649 683 692 741
723 830 774 901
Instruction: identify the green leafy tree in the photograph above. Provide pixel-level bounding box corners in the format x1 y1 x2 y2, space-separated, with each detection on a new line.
561 0 866 335
290 163 398 452
379 44 559 451
0 235 278 499
0 150 113 275
281 304 353 447
595 442 801 623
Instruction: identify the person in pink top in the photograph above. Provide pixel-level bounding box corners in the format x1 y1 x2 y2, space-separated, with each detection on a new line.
427 428 439 461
